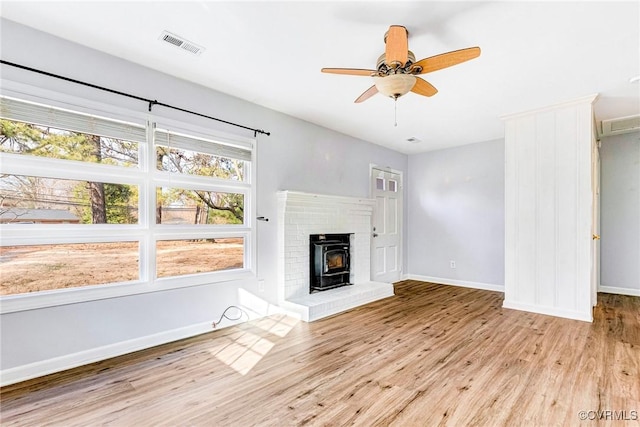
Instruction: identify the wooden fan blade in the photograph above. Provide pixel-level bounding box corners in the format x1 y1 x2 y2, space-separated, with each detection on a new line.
321 68 377 76
411 77 438 97
385 25 408 67
412 47 481 74
354 85 379 103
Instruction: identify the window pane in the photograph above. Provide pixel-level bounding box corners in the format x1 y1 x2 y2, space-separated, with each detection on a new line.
0 175 138 224
0 242 139 295
0 119 138 167
156 145 244 181
388 180 397 192
156 238 244 278
156 187 244 225
376 177 385 191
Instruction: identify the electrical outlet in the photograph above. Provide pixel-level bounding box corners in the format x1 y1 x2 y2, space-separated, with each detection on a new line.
450 260 456 269
258 280 265 292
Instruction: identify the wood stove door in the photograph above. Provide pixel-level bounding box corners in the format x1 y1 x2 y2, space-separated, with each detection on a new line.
324 247 349 274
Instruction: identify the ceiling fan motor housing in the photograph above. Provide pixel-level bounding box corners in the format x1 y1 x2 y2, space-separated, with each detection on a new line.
377 51 416 75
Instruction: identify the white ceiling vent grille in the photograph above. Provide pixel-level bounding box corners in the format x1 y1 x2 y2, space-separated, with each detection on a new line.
159 31 204 56
600 114 640 137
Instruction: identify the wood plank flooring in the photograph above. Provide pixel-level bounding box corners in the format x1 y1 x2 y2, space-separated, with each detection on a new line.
1 280 639 426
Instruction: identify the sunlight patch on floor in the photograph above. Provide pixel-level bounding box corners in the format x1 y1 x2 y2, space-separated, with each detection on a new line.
209 314 298 375
253 313 299 337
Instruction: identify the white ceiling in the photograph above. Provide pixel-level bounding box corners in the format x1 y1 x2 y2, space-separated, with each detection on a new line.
1 1 639 154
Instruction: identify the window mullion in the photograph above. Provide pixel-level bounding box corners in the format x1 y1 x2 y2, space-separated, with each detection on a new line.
141 119 155 283
0 152 143 185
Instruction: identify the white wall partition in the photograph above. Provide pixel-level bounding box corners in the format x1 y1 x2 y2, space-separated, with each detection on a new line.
502 94 598 322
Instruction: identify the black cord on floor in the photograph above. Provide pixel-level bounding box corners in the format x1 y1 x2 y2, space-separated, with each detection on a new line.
211 305 249 329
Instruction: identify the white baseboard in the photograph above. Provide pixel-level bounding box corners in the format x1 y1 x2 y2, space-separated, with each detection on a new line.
598 285 640 297
403 274 504 293
502 300 593 322
0 319 243 387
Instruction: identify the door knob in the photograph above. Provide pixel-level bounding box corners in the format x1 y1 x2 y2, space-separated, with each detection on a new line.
372 233 379 237
592 234 600 240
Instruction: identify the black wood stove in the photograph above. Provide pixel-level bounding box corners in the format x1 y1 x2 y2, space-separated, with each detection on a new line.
309 233 352 293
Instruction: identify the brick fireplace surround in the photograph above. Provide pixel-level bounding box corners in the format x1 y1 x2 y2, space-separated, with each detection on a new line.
276 191 395 321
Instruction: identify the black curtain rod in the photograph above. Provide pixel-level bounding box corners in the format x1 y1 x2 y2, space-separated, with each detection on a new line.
0 60 270 137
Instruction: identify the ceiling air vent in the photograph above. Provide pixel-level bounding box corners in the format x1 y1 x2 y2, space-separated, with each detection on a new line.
600 114 640 137
159 31 204 56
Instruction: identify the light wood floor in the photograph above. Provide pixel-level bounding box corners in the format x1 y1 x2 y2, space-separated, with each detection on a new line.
1 280 639 426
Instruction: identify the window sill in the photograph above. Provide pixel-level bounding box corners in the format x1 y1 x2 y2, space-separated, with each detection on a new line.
0 269 255 314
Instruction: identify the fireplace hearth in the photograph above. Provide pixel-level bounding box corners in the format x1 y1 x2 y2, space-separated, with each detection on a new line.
310 233 352 293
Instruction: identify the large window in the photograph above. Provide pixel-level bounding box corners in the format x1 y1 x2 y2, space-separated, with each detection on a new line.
0 96 254 311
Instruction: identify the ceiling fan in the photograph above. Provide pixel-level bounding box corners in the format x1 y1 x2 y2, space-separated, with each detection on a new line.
321 25 481 103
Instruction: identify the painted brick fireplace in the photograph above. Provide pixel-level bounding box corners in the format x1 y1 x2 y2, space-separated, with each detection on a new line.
276 191 395 321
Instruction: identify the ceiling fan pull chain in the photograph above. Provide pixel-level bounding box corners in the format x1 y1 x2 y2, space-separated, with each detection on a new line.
394 97 398 127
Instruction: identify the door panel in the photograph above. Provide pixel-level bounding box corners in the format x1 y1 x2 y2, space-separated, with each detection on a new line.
386 196 398 234
375 247 385 275
386 245 398 273
375 196 385 233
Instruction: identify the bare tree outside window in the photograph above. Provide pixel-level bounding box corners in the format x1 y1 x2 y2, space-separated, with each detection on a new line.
156 145 245 223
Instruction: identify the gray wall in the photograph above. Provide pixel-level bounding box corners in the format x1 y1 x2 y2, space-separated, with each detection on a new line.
600 132 640 293
407 139 505 289
0 19 407 372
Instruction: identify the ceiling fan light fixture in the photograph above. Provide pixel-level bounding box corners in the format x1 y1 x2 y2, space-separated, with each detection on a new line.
321 25 480 104
374 74 416 99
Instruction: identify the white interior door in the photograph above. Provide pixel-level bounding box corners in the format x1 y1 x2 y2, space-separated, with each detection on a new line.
370 167 402 283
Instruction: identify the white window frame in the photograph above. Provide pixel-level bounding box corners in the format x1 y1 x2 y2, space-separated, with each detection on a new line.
0 83 256 314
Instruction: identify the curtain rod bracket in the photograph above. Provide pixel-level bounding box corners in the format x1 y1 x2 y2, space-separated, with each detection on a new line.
148 100 158 112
